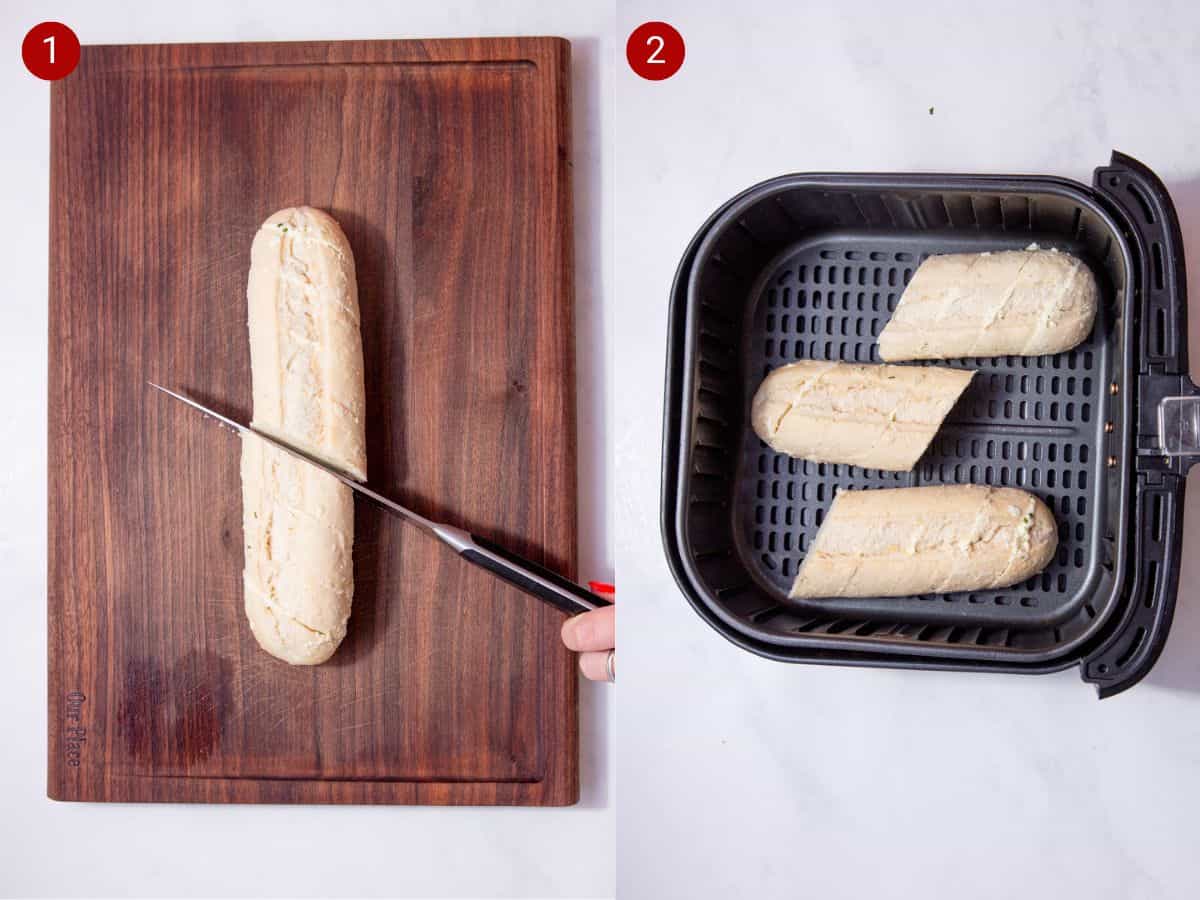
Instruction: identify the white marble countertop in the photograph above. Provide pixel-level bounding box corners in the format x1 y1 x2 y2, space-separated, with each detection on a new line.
616 1 1200 898
0 1 612 897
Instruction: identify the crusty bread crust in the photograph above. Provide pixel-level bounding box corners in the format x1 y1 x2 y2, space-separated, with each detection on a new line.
751 361 974 472
879 249 1098 361
790 485 1058 599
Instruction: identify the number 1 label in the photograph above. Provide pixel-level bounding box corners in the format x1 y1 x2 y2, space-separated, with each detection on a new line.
22 22 79 80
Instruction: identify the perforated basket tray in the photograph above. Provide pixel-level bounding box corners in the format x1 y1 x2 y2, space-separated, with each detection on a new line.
662 152 1190 696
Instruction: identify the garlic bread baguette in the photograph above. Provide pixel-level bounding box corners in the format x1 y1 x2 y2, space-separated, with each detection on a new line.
241 207 367 665
790 485 1058 600
878 248 1098 361
751 361 974 472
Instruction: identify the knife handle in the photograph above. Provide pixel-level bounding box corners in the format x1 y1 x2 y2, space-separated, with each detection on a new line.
461 534 613 616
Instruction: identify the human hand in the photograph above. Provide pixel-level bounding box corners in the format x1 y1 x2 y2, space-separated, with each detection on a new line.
560 582 616 682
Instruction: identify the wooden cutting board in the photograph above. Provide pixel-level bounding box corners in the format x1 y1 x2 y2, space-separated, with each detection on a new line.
47 38 578 805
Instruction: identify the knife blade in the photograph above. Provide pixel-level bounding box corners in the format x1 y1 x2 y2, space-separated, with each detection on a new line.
148 382 610 616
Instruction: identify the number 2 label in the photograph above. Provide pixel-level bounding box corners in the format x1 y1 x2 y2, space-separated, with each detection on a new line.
646 34 666 65
627 22 685 81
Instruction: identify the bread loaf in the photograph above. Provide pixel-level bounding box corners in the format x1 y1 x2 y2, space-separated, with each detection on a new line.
241 207 366 665
750 361 973 472
790 485 1058 599
878 248 1098 361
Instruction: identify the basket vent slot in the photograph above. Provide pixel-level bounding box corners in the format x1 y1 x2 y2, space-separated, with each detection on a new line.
1126 183 1156 225
1152 242 1166 293
1144 560 1159 609
1114 627 1148 669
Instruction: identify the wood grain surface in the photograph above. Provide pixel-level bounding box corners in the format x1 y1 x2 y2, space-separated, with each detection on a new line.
47 38 578 805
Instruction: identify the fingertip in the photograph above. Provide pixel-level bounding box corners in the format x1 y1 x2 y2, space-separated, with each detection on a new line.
577 650 613 682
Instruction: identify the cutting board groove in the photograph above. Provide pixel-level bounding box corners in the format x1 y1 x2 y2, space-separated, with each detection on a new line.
48 37 578 805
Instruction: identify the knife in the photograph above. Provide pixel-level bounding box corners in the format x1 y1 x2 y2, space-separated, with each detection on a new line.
148 383 611 616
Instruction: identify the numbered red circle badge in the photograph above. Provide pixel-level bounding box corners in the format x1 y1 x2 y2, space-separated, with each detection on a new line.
22 22 80 81
626 22 684 81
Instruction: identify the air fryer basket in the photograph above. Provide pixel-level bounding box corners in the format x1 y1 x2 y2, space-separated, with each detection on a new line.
662 152 1190 696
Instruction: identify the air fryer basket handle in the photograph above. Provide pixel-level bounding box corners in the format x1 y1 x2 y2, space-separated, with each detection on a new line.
1082 151 1191 697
